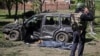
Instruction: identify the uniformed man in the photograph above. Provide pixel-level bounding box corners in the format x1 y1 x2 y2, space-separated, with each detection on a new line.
70 3 89 56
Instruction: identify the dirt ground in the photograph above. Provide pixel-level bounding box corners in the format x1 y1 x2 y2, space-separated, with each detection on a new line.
0 39 100 56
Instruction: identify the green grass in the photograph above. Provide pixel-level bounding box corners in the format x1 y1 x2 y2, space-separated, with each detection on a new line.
0 35 23 48
0 10 23 22
95 1 100 11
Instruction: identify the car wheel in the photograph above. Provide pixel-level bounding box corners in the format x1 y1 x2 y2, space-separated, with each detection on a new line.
55 32 69 42
9 30 20 41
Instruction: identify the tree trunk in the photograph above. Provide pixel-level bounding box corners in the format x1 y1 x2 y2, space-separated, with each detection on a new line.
14 1 18 21
5 0 12 17
40 0 45 12
8 8 11 17
40 4 42 12
23 0 26 22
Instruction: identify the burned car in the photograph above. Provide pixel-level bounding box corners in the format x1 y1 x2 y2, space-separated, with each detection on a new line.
2 13 74 42
24 13 74 42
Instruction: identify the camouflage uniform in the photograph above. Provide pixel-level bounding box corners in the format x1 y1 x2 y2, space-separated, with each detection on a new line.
70 3 88 56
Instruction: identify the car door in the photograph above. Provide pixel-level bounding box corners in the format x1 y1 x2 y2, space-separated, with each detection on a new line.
41 16 60 38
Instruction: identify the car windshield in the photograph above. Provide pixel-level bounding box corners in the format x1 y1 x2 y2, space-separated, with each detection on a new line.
25 15 43 24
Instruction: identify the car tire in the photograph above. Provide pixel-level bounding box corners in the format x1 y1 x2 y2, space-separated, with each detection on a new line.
55 32 69 42
9 30 20 41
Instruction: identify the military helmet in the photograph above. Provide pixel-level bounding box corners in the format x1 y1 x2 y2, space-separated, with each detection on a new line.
76 3 85 8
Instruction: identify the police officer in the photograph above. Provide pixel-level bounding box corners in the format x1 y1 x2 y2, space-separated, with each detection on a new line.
70 3 89 56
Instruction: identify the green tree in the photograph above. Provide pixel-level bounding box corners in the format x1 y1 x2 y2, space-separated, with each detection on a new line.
0 0 27 21
0 0 6 9
0 0 20 17
14 0 28 21
5 0 14 17
14 0 23 21
77 0 85 3
32 0 45 14
72 0 85 3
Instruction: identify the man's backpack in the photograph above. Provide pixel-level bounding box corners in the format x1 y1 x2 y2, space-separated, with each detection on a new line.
80 12 94 21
